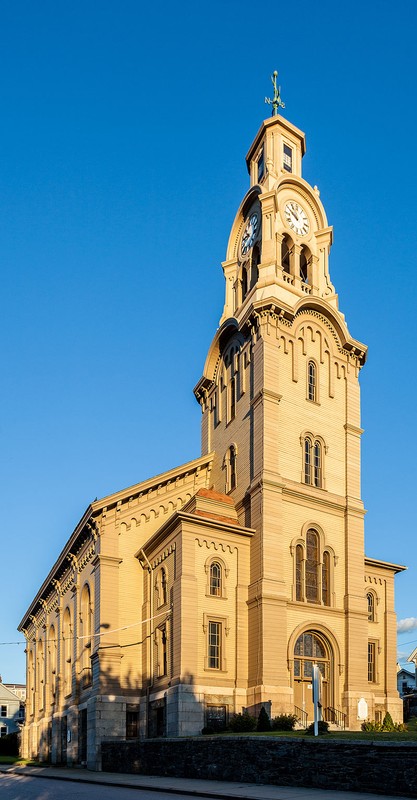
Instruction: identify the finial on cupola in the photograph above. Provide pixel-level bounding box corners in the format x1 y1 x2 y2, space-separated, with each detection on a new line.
265 70 285 116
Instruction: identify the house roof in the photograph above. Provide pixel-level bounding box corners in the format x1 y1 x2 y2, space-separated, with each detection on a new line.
0 684 22 702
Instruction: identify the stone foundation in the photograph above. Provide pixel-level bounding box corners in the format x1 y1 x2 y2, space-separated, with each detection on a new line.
102 737 417 797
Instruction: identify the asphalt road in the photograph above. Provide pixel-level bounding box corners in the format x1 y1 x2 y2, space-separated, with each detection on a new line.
0 773 210 800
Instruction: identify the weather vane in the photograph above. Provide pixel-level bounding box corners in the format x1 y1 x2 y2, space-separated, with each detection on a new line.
265 70 285 116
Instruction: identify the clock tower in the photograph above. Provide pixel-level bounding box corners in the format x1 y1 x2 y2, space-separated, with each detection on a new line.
195 108 403 727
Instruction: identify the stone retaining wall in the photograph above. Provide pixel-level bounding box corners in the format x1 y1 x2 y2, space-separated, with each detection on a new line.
101 737 417 797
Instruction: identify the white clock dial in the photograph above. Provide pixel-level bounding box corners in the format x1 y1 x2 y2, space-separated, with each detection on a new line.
284 201 310 236
241 212 259 255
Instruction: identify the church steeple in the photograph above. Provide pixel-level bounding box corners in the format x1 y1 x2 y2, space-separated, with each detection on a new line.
220 109 337 327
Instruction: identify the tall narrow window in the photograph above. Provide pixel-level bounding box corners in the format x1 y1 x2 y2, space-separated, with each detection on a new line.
281 236 291 273
368 642 376 682
208 621 221 669
156 568 167 608
48 625 57 702
322 551 330 606
229 375 236 421
283 143 293 172
308 361 316 402
313 440 322 488
305 530 319 602
304 437 312 484
37 639 44 710
241 266 248 301
156 625 167 677
300 250 308 283
367 592 375 622
257 148 265 182
230 444 237 490
210 562 222 596
63 608 72 696
251 244 260 288
296 545 303 601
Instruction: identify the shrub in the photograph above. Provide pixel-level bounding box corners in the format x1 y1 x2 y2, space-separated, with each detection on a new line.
0 732 19 756
271 714 298 731
382 712 395 732
305 720 329 735
256 706 271 732
361 715 408 733
228 711 256 733
201 726 216 735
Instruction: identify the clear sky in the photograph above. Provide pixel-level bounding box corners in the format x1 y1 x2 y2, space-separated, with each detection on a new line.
1 0 416 684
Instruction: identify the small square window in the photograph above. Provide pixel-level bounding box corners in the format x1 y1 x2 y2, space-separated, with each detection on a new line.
283 144 293 172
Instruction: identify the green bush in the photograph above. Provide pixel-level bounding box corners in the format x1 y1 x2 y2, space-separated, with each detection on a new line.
228 711 256 733
256 706 271 732
271 713 298 731
201 726 216 735
361 715 408 733
0 732 19 756
305 720 329 735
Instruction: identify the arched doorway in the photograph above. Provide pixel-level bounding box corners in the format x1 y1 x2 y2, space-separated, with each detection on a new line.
293 630 332 721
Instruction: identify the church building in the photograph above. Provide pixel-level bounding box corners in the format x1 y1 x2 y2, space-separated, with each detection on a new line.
19 97 405 769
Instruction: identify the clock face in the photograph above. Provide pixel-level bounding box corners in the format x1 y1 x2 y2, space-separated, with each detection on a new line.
284 201 310 236
241 212 259 255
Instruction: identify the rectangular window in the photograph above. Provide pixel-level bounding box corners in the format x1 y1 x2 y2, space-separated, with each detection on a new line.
126 709 139 739
208 621 221 669
0 726 7 737
283 144 293 172
0 706 6 717
257 148 265 182
368 642 376 682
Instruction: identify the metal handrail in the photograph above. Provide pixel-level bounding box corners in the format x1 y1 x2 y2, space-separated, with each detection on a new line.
324 706 346 730
294 705 308 728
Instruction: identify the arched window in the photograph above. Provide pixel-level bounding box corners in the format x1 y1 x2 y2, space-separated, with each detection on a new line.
296 545 303 601
303 433 323 489
156 568 168 608
304 437 312 484
229 375 236 421
313 441 322 488
241 265 248 301
224 444 237 493
300 251 308 283
48 625 57 703
367 592 375 622
37 639 44 710
293 531 333 607
28 650 34 715
80 585 93 686
322 551 330 606
209 562 222 597
281 235 292 273
307 360 317 402
305 530 319 603
230 444 237 490
63 607 72 696
251 244 260 288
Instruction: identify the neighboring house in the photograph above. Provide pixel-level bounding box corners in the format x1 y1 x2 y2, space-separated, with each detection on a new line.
4 683 26 703
397 665 416 696
0 683 24 736
18 103 405 769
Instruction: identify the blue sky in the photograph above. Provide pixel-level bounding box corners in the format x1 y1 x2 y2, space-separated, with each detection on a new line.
1 0 416 682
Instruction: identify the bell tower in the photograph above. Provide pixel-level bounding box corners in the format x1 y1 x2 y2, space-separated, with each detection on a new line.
194 81 402 728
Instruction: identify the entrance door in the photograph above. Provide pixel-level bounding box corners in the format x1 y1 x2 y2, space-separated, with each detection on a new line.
293 631 331 722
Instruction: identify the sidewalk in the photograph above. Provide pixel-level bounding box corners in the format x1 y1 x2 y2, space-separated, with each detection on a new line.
0 764 413 800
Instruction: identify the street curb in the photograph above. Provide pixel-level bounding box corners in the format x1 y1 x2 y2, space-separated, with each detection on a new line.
0 766 266 800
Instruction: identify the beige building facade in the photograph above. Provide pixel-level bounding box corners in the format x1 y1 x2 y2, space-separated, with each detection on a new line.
19 109 404 769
